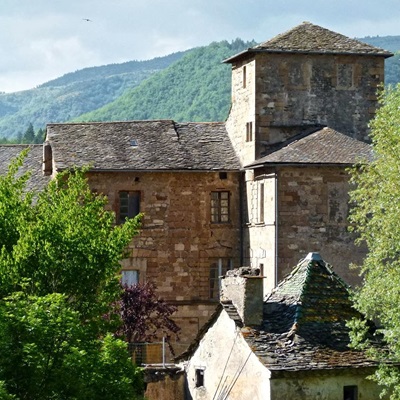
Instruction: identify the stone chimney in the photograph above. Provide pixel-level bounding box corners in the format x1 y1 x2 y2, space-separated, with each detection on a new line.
42 141 53 176
220 266 264 327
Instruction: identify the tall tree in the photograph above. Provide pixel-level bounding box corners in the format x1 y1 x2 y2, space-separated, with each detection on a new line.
0 152 144 399
348 83 400 399
22 122 35 143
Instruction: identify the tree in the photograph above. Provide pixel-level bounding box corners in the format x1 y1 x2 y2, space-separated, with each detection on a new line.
348 83 400 399
0 152 144 399
117 281 180 345
22 122 35 143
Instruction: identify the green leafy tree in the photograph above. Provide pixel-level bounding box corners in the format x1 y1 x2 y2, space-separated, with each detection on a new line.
0 151 144 399
348 83 400 399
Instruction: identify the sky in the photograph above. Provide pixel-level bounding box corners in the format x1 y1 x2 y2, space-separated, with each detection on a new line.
1 0 400 93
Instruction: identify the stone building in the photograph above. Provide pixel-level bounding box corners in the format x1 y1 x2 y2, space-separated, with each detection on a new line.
43 120 242 343
1 22 392 347
224 21 391 292
177 254 386 400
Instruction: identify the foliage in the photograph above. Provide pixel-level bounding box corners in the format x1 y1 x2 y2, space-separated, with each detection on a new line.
117 282 180 344
0 36 399 139
0 52 186 139
76 39 256 123
0 153 143 399
348 83 400 399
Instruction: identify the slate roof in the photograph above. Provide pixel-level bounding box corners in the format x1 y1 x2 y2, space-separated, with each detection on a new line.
246 127 373 168
242 253 378 372
46 121 240 172
178 253 380 372
224 22 393 63
0 145 50 192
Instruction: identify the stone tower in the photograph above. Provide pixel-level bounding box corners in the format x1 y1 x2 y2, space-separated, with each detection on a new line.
225 21 392 167
224 22 392 292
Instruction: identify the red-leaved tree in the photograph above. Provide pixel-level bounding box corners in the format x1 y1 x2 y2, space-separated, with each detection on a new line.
117 281 180 345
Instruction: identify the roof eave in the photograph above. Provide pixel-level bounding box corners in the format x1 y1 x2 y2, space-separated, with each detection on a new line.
244 162 357 169
224 48 393 64
55 167 241 173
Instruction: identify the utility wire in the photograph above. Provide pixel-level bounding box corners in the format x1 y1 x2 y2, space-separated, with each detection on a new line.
212 330 240 400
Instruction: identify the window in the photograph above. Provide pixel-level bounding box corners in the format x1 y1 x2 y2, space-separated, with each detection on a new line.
258 182 265 223
343 385 358 400
243 66 247 88
211 191 230 223
119 191 140 224
121 270 139 287
209 259 232 300
246 122 253 142
195 368 205 387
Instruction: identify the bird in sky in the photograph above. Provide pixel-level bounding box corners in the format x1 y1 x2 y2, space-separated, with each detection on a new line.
82 18 92 22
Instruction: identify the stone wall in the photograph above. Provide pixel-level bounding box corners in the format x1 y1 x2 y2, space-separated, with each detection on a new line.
275 165 366 285
86 170 241 343
225 59 257 167
270 369 387 400
184 310 272 400
226 52 384 166
243 165 367 290
144 367 185 400
255 52 384 148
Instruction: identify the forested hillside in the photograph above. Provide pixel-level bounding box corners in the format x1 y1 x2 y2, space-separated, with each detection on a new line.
362 36 400 86
0 52 187 139
75 39 256 123
0 34 399 141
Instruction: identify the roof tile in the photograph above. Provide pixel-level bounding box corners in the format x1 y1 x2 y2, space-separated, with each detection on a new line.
47 121 240 171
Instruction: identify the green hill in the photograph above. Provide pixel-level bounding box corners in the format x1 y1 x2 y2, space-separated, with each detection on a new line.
0 52 187 139
0 34 399 140
75 39 255 123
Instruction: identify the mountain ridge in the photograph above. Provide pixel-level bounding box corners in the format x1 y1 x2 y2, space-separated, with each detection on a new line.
0 35 399 140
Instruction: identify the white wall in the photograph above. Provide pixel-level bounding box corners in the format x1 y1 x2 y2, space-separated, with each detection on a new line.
184 310 271 400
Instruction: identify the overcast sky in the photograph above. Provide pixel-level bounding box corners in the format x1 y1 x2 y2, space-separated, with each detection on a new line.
1 0 400 93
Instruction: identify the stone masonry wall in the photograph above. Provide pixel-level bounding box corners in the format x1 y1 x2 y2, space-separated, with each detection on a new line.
225 59 257 167
276 166 367 286
86 170 241 343
255 53 384 151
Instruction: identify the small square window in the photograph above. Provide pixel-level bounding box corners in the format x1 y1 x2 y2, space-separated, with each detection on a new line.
195 368 204 388
343 385 358 400
121 270 139 287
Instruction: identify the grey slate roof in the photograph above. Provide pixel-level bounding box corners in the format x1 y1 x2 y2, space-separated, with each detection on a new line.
46 121 240 172
246 127 373 168
0 145 50 192
178 254 379 372
224 21 392 63
242 254 379 372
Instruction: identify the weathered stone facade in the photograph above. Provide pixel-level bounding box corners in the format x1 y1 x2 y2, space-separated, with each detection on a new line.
87 170 241 342
243 165 367 291
37 22 392 359
224 22 390 292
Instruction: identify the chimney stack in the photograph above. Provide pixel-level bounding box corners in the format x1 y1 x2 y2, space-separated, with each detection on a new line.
220 266 264 327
